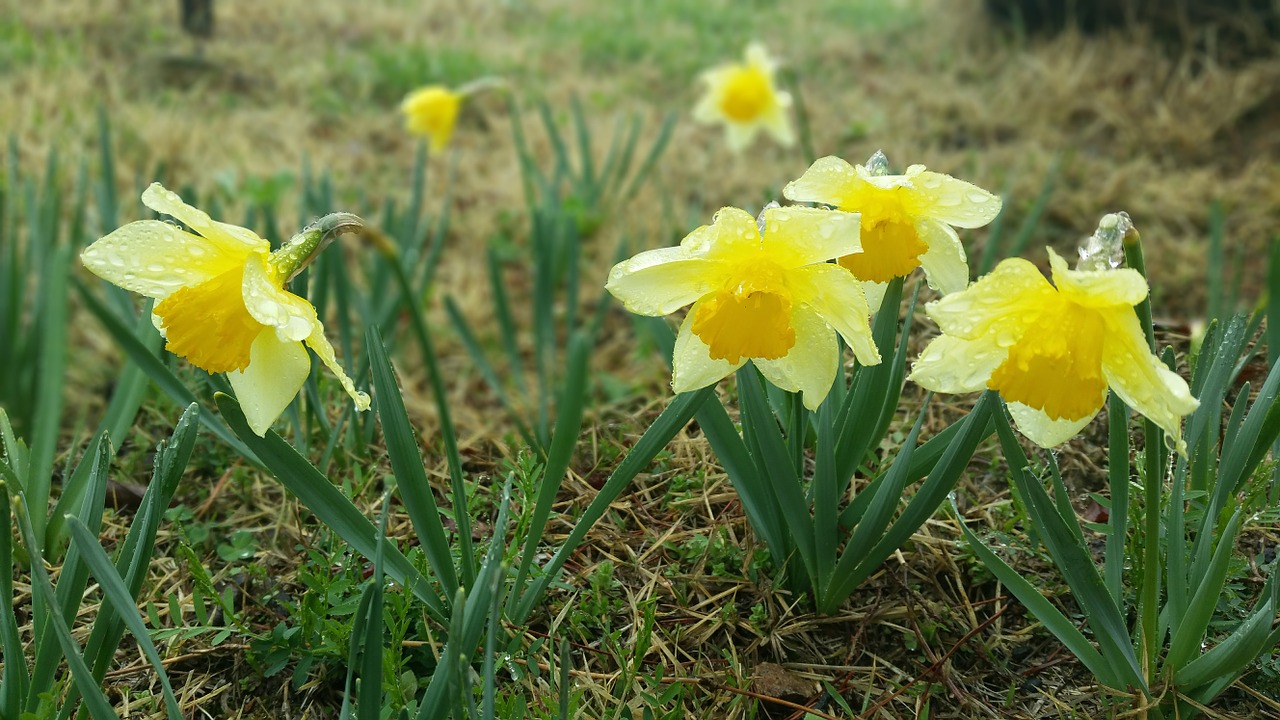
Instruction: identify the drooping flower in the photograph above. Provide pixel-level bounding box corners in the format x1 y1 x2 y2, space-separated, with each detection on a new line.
81 183 371 436
401 85 463 152
692 43 795 153
606 205 880 409
909 241 1198 452
783 151 1001 310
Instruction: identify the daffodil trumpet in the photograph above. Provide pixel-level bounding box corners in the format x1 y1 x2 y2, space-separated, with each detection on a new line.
81 183 371 436
910 234 1197 453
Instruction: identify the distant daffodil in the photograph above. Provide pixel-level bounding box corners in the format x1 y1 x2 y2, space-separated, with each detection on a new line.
693 43 795 152
401 85 464 152
910 213 1198 452
81 183 371 436
783 151 1001 310
606 204 880 409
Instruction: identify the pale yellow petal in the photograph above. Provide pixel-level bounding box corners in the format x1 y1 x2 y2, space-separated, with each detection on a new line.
305 325 372 411
242 254 319 342
761 106 795 147
723 121 758 153
606 247 720 316
910 334 1009 394
681 207 762 261
760 206 860 267
754 306 838 410
926 257 1055 340
904 171 1002 229
227 329 311 436
790 263 880 366
141 183 268 254
1100 307 1198 454
1048 247 1149 309
671 306 746 394
1007 401 1096 448
81 220 249 300
862 279 889 315
783 156 859 208
915 218 969 295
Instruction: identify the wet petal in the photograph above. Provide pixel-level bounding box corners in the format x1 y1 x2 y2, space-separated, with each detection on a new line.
1008 401 1096 448
671 306 746 394
1101 308 1198 454
783 156 859 208
760 206 860 267
81 220 250 300
681 207 763 261
141 183 268 254
227 330 311 436
910 334 1009 394
606 247 720 316
862 279 890 315
790 263 880 366
905 171 1002 228
242 255 319 342
926 257 1055 339
754 306 838 410
1048 248 1149 309
915 218 969 295
305 325 372 411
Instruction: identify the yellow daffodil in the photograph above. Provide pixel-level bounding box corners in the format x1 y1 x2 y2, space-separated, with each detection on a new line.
401 85 463 152
909 246 1198 452
81 183 371 436
606 205 880 409
692 43 795 152
783 151 1001 310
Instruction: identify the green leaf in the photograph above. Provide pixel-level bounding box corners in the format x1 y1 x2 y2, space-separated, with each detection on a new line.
215 392 447 622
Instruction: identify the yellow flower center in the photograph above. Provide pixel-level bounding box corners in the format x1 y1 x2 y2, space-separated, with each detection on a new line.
691 260 795 364
153 266 264 373
839 212 928 284
987 297 1108 421
718 66 773 122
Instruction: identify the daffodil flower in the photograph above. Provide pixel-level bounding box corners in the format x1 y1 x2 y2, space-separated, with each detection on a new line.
606 205 880 409
692 43 795 152
81 183 371 436
401 85 463 152
909 246 1198 452
783 151 1001 310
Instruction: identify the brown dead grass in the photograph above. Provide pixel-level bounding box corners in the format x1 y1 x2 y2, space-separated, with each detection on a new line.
8 0 1280 717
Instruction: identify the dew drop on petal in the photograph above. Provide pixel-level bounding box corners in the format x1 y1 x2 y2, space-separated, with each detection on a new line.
967 190 991 204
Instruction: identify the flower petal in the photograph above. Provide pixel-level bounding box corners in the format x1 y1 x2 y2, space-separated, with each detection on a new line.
783 156 859 208
141 183 268 254
761 206 861 267
915 218 969 295
242 255 319 342
81 220 250 300
681 207 762 261
754 305 839 410
862 280 890 315
227 329 311 436
1007 401 1096 448
606 247 720 316
1048 247 1149 309
790 263 880 366
671 306 746 394
926 257 1055 340
904 171 1002 229
910 334 1009 393
1100 308 1199 454
305 325 372 411
761 106 795 147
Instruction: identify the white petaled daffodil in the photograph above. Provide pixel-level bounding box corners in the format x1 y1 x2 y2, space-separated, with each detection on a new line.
81 183 371 436
783 151 1001 311
909 245 1198 453
606 205 880 410
692 42 795 153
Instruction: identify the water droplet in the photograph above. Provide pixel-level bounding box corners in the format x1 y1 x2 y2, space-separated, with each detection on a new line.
967 190 990 204
108 254 126 268
146 263 166 273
